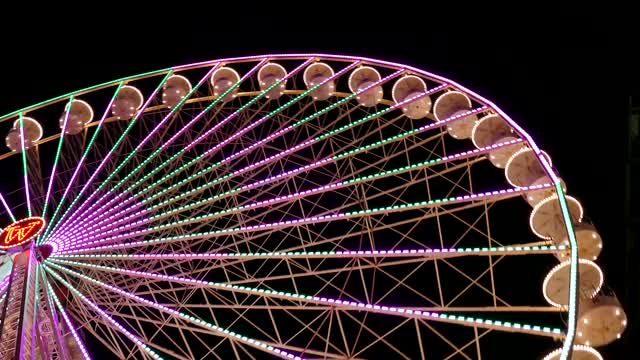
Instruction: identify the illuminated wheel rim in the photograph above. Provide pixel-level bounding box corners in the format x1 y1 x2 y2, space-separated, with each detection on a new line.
0 54 618 359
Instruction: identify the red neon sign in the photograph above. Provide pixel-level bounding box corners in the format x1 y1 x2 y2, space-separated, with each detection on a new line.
0 217 46 250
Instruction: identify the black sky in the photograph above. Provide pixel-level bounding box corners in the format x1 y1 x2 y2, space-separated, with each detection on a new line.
0 5 634 358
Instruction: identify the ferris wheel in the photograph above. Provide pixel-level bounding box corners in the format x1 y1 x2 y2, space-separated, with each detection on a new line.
0 54 627 359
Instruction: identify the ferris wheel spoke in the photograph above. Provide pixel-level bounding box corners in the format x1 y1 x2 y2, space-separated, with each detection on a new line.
53 60 325 240
46 105 224 242
45 257 564 341
141 90 455 210
55 140 524 249
43 66 195 240
43 280 92 359
60 101 317 239
56 183 543 252
51 58 282 240
52 244 565 261
18 113 32 216
41 80 127 242
53 196 521 258
0 192 16 222
60 148 495 245
142 139 524 230
65 63 385 236
45 262 306 360
41 95 74 219
141 102 477 220
43 268 167 359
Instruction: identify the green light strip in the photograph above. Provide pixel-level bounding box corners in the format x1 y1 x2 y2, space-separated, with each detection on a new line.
54 63 368 238
18 113 31 217
121 65 364 205
42 95 73 219
140 106 483 217
0 67 171 122
146 146 489 222
40 81 126 243
61 186 529 252
64 127 516 243
136 90 459 213
43 72 173 241
555 181 579 360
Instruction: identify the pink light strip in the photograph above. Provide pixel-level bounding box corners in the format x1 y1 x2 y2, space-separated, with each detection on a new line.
55 183 551 252
59 138 526 244
45 263 303 360
55 83 456 242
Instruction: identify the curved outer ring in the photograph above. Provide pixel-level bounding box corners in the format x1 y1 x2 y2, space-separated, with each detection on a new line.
0 53 578 356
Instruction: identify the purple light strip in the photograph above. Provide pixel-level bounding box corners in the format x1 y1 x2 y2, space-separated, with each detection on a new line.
51 244 564 260
52 60 362 240
53 144 530 249
46 259 562 339
55 183 551 252
43 267 166 359
59 139 526 243
45 262 304 360
0 191 16 222
44 281 92 360
40 81 126 240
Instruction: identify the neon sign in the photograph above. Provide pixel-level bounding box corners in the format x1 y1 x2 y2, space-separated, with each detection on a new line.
0 217 46 250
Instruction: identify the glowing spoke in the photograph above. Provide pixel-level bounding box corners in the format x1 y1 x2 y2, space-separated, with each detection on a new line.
45 260 564 339
43 267 165 359
41 95 73 220
0 192 16 222
64 138 526 240
52 104 490 245
41 71 175 241
18 113 31 217
45 263 304 360
44 281 91 360
39 81 126 243
47 60 261 240
52 60 364 240
56 183 548 252
51 245 566 260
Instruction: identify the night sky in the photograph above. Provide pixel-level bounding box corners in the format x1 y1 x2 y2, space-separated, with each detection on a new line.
0 6 633 358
